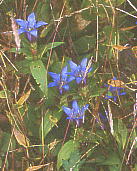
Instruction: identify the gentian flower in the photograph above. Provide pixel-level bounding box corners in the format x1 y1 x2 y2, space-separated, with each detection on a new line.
16 12 48 41
68 58 92 84
105 77 126 101
48 66 74 94
62 100 89 126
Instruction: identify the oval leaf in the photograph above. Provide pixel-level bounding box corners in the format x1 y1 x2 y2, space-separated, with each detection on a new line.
30 60 47 96
57 140 79 170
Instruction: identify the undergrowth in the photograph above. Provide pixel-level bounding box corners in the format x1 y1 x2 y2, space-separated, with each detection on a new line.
0 0 137 171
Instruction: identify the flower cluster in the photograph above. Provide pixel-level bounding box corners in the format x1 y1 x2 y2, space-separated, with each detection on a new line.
105 77 126 101
68 58 92 84
48 66 74 94
16 12 48 41
48 58 92 94
48 58 91 125
62 100 89 126
16 12 89 126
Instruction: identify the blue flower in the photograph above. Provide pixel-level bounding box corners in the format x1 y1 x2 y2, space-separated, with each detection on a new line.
68 58 92 84
16 12 48 41
48 66 74 94
105 77 126 101
62 100 89 126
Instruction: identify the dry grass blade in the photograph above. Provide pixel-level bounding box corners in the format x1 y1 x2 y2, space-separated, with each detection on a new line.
17 89 31 106
120 25 137 31
10 16 21 50
132 46 137 58
108 101 114 135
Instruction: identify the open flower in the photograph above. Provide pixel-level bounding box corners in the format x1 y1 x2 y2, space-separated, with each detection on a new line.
105 77 126 101
16 12 48 41
68 58 92 84
48 66 74 94
62 100 89 126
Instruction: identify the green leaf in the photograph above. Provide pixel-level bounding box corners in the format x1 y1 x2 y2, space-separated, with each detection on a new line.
0 132 16 155
62 150 82 171
0 90 6 98
30 60 47 96
108 165 121 171
39 42 64 58
40 110 62 139
57 140 79 170
24 105 40 137
90 88 106 97
74 35 95 54
15 59 31 74
99 152 121 166
114 119 128 149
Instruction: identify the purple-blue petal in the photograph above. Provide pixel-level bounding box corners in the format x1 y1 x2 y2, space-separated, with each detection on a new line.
118 92 126 96
61 66 68 80
16 19 28 28
113 96 117 101
62 66 68 74
59 89 63 94
27 12 36 28
80 58 87 68
48 82 58 87
62 84 69 91
26 32 33 41
29 29 38 37
105 95 114 99
72 100 79 111
113 77 117 80
48 72 60 80
109 86 117 91
67 76 75 82
68 61 77 71
35 21 48 28
76 77 82 84
62 106 72 115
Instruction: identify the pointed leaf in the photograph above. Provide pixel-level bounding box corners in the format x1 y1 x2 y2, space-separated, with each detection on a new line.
30 60 47 96
40 42 64 58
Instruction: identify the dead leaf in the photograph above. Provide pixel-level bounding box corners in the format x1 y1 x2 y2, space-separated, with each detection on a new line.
108 79 125 88
112 45 129 51
25 164 49 171
17 89 31 106
13 128 29 147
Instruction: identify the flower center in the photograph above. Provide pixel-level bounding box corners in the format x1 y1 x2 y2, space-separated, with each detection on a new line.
59 81 65 89
27 27 33 31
